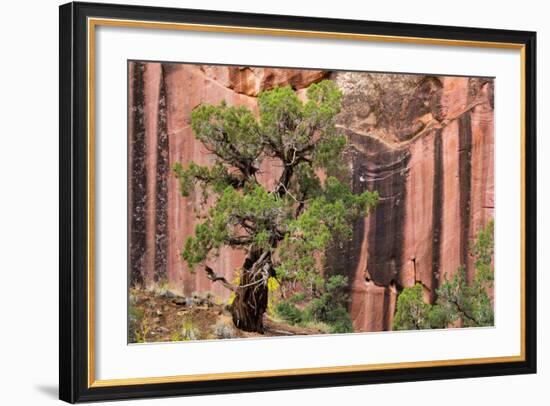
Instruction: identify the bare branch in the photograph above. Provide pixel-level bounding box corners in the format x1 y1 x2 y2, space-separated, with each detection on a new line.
228 236 253 246
450 298 480 326
276 181 304 205
204 265 236 291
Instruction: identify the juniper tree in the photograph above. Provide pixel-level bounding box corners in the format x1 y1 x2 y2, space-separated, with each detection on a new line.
174 80 379 333
393 220 494 331
392 283 432 330
430 219 495 328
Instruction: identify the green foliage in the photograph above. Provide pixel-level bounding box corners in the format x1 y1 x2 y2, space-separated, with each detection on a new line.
275 301 304 325
393 283 431 330
323 307 354 334
434 219 494 328
128 303 148 343
173 161 239 200
427 302 452 329
256 80 346 172
434 223 491 328
275 275 353 334
276 177 378 287
288 292 306 304
393 220 495 331
307 275 353 333
181 183 289 270
473 219 494 283
191 101 262 170
175 80 378 274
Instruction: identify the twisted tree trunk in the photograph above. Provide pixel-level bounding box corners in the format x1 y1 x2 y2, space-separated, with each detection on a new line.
231 250 269 333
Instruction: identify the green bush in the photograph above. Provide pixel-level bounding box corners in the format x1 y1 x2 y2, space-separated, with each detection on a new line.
393 220 495 331
392 283 431 330
275 275 353 334
275 301 305 325
307 275 353 333
288 292 306 304
324 306 353 333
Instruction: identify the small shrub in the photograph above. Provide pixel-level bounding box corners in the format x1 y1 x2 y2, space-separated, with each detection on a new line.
151 279 170 296
307 275 353 333
129 303 148 343
275 301 304 325
275 275 353 333
393 283 431 330
181 319 201 341
324 306 353 334
267 276 281 316
393 220 495 331
204 291 215 307
288 292 306 304
170 331 183 342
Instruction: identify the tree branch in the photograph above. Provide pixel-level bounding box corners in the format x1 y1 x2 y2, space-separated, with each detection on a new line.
212 127 260 179
204 265 236 291
228 236 253 246
450 298 479 326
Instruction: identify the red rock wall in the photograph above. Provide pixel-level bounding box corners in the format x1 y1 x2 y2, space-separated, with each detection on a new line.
337 74 495 331
128 63 494 329
129 62 327 299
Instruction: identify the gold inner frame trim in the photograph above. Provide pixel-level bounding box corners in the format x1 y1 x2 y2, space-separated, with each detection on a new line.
87 17 527 388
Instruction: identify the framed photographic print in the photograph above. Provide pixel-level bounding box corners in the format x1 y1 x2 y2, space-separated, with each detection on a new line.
59 1 537 403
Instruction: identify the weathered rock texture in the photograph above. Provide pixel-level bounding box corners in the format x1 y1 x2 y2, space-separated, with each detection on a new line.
128 62 494 332
333 73 494 331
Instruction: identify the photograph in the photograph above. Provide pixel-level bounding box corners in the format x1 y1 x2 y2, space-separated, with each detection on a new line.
127 62 495 343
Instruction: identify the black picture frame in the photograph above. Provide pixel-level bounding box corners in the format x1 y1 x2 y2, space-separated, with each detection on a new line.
59 1 537 403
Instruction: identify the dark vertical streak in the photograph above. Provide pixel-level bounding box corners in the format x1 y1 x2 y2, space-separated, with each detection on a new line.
129 62 147 287
326 213 364 300
334 132 410 328
323 143 364 308
154 66 169 283
458 111 473 277
382 286 390 330
365 146 410 286
431 130 443 303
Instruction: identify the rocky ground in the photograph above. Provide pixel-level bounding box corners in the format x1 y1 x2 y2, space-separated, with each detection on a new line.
128 289 326 343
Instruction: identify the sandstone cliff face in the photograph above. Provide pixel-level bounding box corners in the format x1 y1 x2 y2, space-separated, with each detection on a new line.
129 63 327 300
332 73 494 331
128 62 494 332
